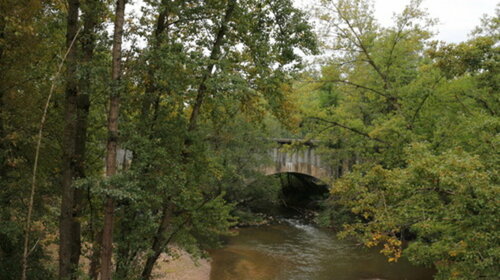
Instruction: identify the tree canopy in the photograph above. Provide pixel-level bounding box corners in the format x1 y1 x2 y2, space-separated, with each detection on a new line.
0 0 497 279
300 1 499 279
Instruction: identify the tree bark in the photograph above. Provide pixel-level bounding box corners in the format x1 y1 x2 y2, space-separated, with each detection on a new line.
0 14 6 180
59 0 100 277
59 0 80 278
100 0 126 279
69 0 100 275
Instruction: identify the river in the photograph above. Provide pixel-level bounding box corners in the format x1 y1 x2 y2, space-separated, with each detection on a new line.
209 219 435 280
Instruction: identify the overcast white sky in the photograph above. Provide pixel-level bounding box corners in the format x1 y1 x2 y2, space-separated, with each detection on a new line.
372 0 498 42
292 0 499 43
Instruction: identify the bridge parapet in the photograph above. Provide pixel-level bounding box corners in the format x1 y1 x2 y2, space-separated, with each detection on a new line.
262 139 333 179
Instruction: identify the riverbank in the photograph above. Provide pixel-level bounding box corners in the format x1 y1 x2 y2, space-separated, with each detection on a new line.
46 240 211 280
152 248 211 280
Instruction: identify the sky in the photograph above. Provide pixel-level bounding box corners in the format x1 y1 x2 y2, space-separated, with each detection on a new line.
292 0 498 43
371 0 498 42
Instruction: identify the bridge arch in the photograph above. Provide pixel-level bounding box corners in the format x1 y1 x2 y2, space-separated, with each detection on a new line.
261 138 334 181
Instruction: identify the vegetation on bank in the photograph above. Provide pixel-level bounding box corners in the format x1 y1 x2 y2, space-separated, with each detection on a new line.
0 0 498 280
301 1 499 279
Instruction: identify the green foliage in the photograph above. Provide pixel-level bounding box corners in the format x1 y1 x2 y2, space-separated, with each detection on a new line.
333 144 499 279
0 1 68 278
5 0 498 279
1 0 315 277
103 0 318 277
302 1 499 279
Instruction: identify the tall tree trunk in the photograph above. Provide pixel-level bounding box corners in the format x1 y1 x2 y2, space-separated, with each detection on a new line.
69 0 99 275
114 3 170 276
140 2 236 279
0 14 7 183
100 0 126 279
0 14 5 137
59 0 80 278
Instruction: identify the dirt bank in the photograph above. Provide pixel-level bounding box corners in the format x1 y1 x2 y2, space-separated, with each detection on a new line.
47 240 211 280
152 249 211 280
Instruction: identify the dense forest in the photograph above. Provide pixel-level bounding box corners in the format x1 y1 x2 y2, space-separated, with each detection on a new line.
0 0 498 280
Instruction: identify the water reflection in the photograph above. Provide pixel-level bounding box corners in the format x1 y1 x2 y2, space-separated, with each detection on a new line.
210 220 434 280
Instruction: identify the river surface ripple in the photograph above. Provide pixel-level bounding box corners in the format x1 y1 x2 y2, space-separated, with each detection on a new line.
209 219 435 280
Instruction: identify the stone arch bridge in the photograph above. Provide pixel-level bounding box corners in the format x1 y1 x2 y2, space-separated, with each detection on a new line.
262 138 339 180
116 138 345 181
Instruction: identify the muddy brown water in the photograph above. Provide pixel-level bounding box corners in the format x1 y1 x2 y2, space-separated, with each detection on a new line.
209 219 435 280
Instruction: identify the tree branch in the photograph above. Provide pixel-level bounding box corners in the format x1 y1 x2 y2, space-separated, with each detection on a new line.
409 76 443 127
334 3 388 87
188 0 236 132
464 93 496 116
300 79 391 99
307 116 386 144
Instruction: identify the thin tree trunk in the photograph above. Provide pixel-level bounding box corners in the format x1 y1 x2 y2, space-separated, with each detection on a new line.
116 4 170 274
140 2 235 279
140 0 169 122
188 0 236 132
0 14 6 180
100 0 126 279
134 6 172 278
59 0 81 278
22 24 81 280
140 203 173 280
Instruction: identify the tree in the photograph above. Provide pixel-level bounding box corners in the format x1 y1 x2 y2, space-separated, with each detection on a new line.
332 144 499 279
58 0 81 278
100 0 127 279
2 0 318 279
0 1 65 279
305 1 499 278
59 0 105 278
81 0 318 279
304 0 435 169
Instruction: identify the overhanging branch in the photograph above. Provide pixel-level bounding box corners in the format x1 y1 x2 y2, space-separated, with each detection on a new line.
307 116 387 144
300 79 391 100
